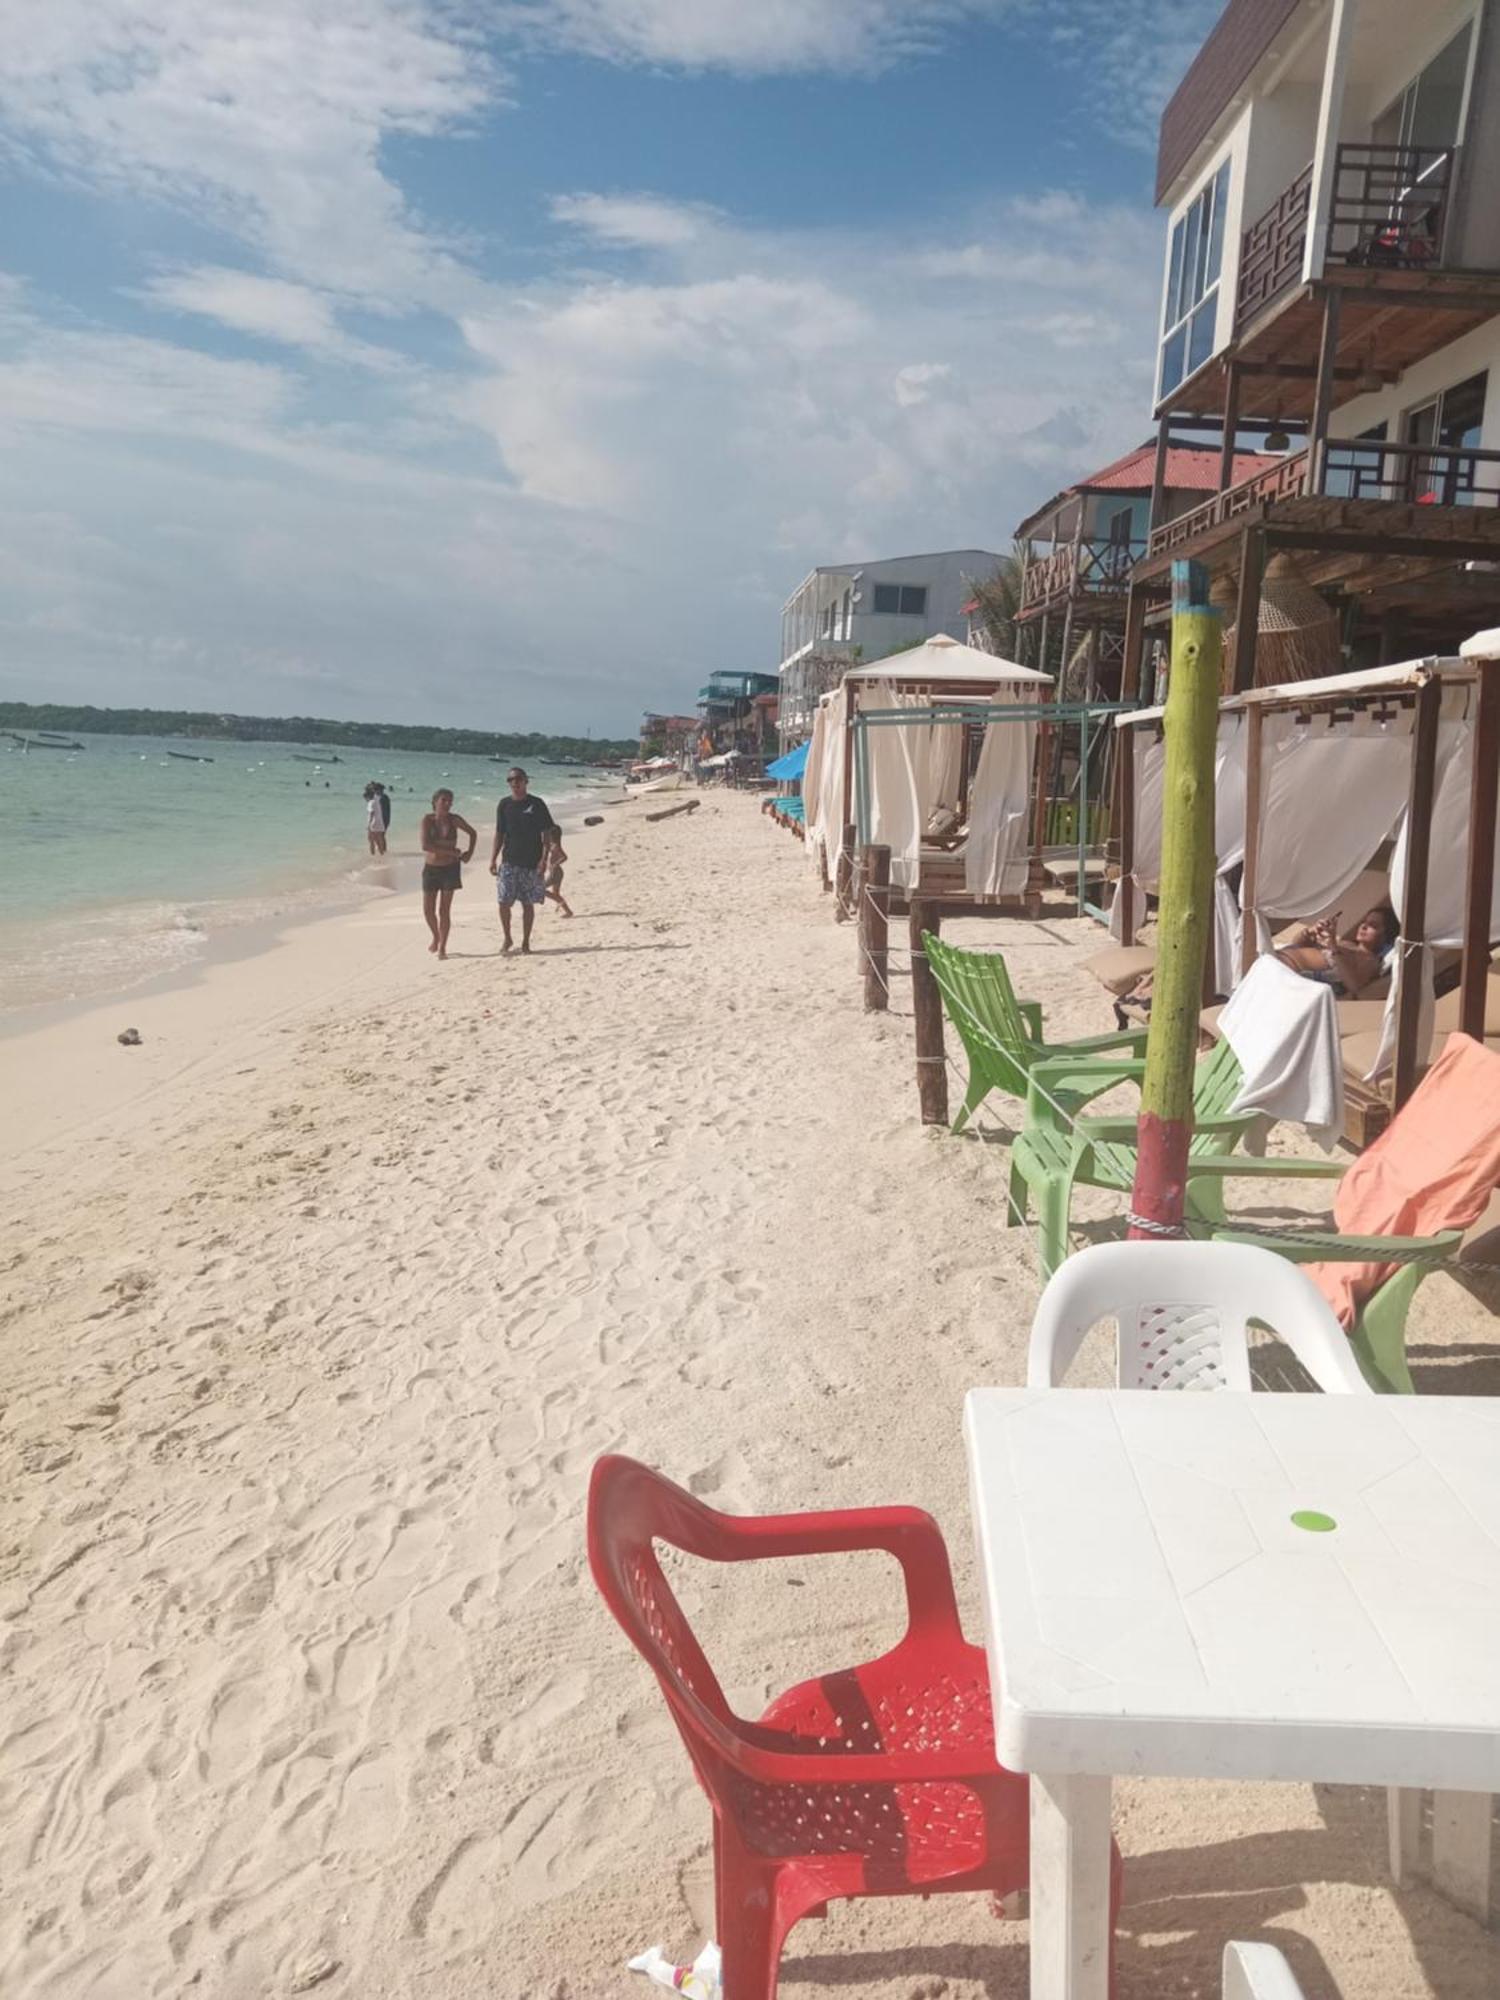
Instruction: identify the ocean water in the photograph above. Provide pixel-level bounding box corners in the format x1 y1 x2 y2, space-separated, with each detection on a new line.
0 732 617 1012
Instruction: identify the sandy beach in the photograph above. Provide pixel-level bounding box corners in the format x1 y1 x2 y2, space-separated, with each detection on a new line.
3 791 1498 2000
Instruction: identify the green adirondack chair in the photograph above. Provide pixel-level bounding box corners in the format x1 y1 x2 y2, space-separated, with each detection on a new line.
922 932 1148 1135
1007 1036 1259 1278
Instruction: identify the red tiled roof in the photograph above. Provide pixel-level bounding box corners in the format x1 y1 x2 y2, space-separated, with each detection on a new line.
1082 442 1282 493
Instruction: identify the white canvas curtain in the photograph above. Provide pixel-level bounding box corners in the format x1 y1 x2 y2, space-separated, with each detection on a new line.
862 681 927 891
1369 711 1500 1076
1247 709 1414 957
802 697 827 868
1108 729 1167 940
965 700 1036 899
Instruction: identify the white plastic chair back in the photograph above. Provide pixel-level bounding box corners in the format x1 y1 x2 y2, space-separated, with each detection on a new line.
1028 1241 1372 1396
1223 1941 1311 2000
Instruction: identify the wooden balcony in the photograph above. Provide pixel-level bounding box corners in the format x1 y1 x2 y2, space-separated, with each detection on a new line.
1019 536 1145 618
1167 143 1500 423
1136 444 1500 632
1235 143 1457 333
1147 452 1313 557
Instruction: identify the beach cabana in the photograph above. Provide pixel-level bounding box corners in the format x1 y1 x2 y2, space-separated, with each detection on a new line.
1112 637 1500 1141
836 634 1054 910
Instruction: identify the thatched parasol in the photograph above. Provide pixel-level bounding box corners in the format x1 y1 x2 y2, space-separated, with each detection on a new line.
1220 554 1342 690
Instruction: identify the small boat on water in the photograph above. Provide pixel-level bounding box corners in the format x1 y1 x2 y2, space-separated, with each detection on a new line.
167 750 215 763
14 735 85 751
291 752 341 765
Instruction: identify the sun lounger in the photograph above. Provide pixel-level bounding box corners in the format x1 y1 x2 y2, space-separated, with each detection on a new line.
1198 1033 1500 1392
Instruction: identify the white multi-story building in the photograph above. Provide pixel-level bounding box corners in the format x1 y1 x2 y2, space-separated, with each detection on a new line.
776 548 1002 740
1124 0 1500 687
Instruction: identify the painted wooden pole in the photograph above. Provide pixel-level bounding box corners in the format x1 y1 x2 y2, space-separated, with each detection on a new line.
910 900 949 1125
1128 560 1222 1242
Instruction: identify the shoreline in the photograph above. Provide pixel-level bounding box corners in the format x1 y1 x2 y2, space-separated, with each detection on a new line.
0 810 614 1185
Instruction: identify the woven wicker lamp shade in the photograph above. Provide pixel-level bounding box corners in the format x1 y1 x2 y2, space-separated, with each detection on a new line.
1222 553 1342 689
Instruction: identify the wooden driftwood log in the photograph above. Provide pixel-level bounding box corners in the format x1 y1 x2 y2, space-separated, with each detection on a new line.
645 798 702 824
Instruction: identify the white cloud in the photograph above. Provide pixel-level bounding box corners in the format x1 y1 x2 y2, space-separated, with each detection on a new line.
550 192 716 249
136 266 407 370
499 0 988 76
0 1 496 301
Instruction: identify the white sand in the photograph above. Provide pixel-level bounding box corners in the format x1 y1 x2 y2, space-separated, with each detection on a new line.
2 793 1497 1998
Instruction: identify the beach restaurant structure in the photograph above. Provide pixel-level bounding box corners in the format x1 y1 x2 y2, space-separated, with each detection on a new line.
802 634 1065 915
1111 633 1500 1143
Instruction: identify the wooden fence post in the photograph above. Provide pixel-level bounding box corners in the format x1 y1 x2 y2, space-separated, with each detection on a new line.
862 844 892 1012
910 900 949 1126
1129 561 1222 1241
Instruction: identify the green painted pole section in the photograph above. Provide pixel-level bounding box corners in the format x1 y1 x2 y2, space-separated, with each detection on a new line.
1128 559 1222 1240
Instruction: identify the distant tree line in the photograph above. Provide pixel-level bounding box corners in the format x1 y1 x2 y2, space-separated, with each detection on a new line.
0 702 635 762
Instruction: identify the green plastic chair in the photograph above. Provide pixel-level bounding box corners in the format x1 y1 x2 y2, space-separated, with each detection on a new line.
922 932 1147 1136
1007 1037 1259 1279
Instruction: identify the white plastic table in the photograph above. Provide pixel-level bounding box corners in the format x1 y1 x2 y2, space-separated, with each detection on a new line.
964 1388 1500 1997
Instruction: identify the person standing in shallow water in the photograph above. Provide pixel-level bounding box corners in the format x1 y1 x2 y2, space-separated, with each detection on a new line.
419 788 476 960
490 767 558 955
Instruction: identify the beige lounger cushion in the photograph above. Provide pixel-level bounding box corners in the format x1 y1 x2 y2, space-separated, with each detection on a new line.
1086 944 1156 995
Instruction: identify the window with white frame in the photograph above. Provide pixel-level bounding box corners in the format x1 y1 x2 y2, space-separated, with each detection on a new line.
1159 159 1230 402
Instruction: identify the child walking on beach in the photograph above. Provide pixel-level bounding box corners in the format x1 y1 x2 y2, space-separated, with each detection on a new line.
544 832 574 919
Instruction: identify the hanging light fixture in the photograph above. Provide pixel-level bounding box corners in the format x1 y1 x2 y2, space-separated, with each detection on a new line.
1264 421 1291 453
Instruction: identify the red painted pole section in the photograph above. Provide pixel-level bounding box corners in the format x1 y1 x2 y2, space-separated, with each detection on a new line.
1128 559 1222 1242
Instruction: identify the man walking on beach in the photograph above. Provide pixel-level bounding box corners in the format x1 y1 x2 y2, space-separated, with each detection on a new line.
490 767 558 955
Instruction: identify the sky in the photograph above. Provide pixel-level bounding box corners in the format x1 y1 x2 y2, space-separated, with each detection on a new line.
0 0 1223 735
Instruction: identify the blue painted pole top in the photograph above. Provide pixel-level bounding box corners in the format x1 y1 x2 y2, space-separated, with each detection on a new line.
1170 557 1218 617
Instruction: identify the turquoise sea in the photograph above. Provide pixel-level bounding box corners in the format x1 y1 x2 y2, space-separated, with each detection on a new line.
0 732 618 1012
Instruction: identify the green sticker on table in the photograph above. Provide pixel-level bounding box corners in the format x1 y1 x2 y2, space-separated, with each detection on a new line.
1291 1509 1337 1533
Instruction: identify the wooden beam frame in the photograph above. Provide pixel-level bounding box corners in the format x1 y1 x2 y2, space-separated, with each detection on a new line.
1308 287 1343 494
1393 679 1442 1110
1217 364 1241 492
1232 527 1265 694
1238 703 1265 980
1459 658 1500 1038
1149 415 1171 534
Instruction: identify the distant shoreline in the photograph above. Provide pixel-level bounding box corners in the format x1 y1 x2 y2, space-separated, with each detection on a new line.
0 700 635 764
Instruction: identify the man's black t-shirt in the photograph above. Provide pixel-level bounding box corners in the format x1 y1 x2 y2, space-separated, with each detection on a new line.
496 793 557 870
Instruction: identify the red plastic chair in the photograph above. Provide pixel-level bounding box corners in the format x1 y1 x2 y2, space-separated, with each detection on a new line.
588 1455 1122 1997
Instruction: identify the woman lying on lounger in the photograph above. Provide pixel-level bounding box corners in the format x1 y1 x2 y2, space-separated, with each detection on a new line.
1112 904 1399 1027
1274 905 1398 997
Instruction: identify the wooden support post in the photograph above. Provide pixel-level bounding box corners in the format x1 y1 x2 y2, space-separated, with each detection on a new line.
1117 724 1137 945
1460 659 1500 1040
1378 608 1405 666
1309 288 1343 493
1232 527 1265 694
1218 365 1241 492
1149 415 1171 534
1121 586 1147 703
1031 696 1055 888
1129 560 1222 1242
834 821 856 922
861 844 892 1012
1239 704 1265 979
910 900 948 1126
1394 678 1442 1110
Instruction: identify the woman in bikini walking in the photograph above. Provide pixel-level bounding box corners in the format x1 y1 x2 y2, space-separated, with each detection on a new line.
420 788 477 960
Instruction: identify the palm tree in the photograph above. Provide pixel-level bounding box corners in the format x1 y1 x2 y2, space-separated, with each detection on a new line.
965 547 1024 658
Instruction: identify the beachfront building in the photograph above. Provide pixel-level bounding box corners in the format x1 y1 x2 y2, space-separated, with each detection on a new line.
697 670 779 763
638 713 700 762
1123 0 1500 694
777 549 1002 747
1013 441 1284 696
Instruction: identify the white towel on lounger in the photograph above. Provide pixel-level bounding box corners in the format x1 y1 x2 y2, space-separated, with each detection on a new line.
1218 953 1345 1147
